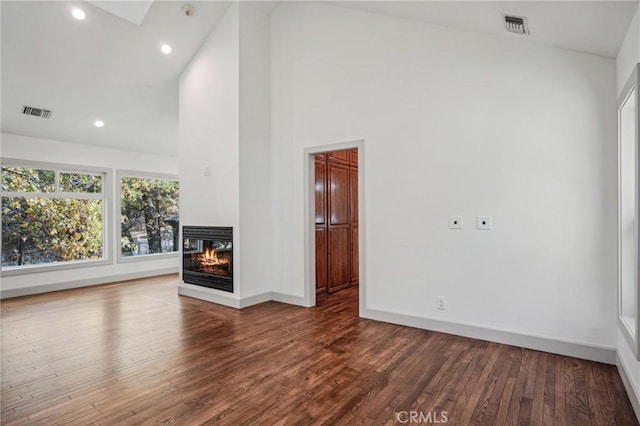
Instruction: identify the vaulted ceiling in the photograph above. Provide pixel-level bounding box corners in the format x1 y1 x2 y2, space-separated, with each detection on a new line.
1 1 231 155
1 1 638 156
335 1 638 58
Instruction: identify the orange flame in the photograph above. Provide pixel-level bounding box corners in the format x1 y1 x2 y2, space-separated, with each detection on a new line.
199 248 228 266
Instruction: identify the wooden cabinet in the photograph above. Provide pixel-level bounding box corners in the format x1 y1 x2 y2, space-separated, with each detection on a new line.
314 157 326 224
329 163 349 225
314 155 327 292
349 166 358 285
315 228 327 292
328 163 350 292
315 149 358 294
327 150 350 165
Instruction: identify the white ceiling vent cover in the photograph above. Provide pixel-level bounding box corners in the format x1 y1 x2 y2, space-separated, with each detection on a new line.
503 15 529 35
22 106 52 119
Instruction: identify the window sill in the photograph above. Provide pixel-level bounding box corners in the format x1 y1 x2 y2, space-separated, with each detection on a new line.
118 252 179 264
1 258 112 277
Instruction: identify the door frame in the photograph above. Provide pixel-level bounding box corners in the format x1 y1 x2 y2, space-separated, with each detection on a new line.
303 140 365 312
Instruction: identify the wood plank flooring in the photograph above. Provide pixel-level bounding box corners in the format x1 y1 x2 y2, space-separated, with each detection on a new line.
1 274 637 425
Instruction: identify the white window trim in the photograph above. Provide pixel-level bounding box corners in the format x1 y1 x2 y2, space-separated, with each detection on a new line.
116 169 179 264
617 64 640 359
1 158 113 276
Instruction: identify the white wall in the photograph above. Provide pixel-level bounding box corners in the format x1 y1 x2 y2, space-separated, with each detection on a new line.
238 3 272 298
615 3 640 417
178 3 273 304
0 132 179 296
179 3 240 231
271 3 617 351
616 5 640 96
179 3 241 300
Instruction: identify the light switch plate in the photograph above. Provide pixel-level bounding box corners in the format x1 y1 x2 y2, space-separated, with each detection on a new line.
449 216 463 229
476 216 492 230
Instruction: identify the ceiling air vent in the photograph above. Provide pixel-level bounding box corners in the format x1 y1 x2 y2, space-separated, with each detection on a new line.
22 106 52 119
503 15 529 35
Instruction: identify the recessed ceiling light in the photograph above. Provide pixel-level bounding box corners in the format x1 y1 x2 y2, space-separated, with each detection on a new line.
161 44 172 54
94 120 104 128
72 8 86 20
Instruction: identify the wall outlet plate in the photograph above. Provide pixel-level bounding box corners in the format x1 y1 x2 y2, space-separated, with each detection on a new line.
477 216 492 230
448 216 463 229
437 296 446 310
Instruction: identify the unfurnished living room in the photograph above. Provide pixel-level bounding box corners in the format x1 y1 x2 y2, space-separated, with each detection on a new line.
1 0 640 424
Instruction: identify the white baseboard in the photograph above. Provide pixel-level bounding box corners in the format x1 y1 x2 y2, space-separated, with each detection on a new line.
178 283 242 308
0 268 178 299
270 291 310 307
361 308 616 365
178 285 309 309
239 292 272 308
178 284 272 309
617 351 640 422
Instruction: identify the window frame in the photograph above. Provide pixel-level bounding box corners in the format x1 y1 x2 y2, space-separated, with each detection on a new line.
618 64 640 359
116 169 179 264
1 159 112 276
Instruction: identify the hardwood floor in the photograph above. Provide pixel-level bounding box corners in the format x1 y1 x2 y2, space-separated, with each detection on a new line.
1 275 637 425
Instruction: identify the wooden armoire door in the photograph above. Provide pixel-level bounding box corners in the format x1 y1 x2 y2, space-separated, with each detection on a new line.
315 154 327 293
349 150 359 285
314 148 358 294
327 161 350 293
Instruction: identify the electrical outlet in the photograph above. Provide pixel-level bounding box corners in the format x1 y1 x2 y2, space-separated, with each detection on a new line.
437 296 446 310
476 216 492 230
448 216 463 230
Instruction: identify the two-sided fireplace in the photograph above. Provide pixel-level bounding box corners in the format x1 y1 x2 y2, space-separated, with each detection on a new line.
182 226 233 292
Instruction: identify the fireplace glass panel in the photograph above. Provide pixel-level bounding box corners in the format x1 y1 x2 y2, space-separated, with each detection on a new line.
182 226 233 292
183 238 232 278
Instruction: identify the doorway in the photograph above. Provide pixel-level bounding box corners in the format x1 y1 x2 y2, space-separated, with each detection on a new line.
305 140 364 310
314 148 358 296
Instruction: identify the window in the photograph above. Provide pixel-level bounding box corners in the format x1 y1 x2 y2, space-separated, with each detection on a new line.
119 172 179 259
618 64 639 359
1 162 108 273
